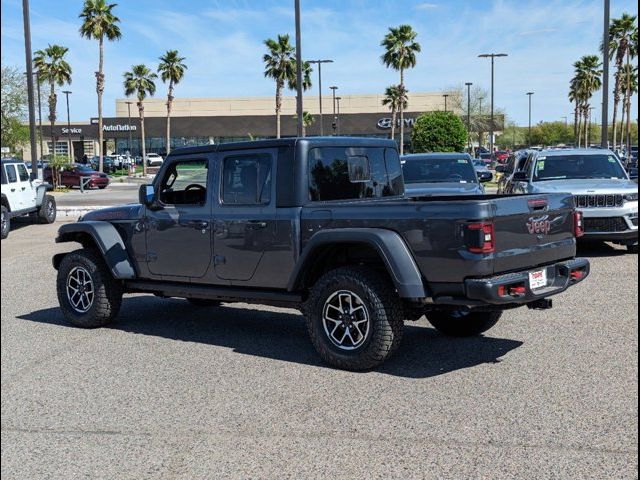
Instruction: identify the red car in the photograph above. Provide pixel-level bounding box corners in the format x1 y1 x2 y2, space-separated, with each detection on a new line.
45 164 110 189
494 150 510 164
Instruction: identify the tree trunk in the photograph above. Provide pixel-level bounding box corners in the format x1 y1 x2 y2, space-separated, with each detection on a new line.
573 104 578 143
390 107 397 143
399 69 405 155
166 81 173 155
139 102 147 177
48 82 57 188
577 104 583 147
625 52 632 156
275 82 282 139
620 93 626 153
97 36 105 173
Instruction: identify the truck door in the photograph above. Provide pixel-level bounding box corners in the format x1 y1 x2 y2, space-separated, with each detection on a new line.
213 149 276 281
16 163 36 210
145 155 213 278
3 164 22 210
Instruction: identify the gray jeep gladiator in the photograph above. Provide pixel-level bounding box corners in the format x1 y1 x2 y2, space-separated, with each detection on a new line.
53 138 590 370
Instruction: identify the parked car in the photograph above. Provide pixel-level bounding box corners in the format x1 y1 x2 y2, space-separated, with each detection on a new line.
52 137 589 371
45 164 110 189
478 152 493 165
501 148 638 253
402 153 486 197
472 159 493 183
494 150 510 164
497 150 532 194
1 159 56 239
90 156 116 173
146 153 163 167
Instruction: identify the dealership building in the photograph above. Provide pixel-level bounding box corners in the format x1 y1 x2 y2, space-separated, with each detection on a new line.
29 91 496 161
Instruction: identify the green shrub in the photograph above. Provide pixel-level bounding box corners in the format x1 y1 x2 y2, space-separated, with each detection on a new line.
411 111 467 153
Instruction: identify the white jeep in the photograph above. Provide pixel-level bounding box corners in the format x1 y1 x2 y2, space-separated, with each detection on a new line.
1 159 56 239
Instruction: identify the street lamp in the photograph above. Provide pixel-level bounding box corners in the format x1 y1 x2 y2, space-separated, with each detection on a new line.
443 94 449 112
125 101 134 157
526 92 534 147
308 59 333 136
24 70 44 166
465 82 473 151
294 0 303 137
336 97 342 135
478 96 484 148
62 90 72 160
330 86 338 135
478 52 508 154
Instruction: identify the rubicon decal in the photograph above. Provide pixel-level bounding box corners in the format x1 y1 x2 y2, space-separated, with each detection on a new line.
527 215 551 235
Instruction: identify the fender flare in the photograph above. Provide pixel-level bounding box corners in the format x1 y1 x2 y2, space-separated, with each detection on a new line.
1 193 9 211
53 221 136 279
35 184 50 207
288 228 426 298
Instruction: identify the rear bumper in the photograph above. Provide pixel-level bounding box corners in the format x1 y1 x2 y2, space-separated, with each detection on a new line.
437 258 590 306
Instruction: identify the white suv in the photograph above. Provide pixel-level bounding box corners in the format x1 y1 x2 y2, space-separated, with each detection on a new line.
145 153 163 167
1 159 57 239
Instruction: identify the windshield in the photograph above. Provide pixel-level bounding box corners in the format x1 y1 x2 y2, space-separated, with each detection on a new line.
76 165 95 172
402 157 477 184
533 154 627 181
472 160 485 168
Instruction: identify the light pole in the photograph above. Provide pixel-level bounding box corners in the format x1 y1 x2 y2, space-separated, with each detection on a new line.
465 82 472 151
443 94 449 112
24 70 44 164
336 97 342 135
22 0 38 179
478 96 484 148
330 86 338 135
527 92 534 147
478 52 508 154
589 106 596 147
62 90 72 160
601 0 610 148
126 101 134 157
308 59 333 136
294 0 303 137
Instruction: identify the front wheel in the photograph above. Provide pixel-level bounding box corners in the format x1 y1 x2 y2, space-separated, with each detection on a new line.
37 195 57 223
57 248 123 328
304 266 404 371
426 310 502 337
1 206 10 239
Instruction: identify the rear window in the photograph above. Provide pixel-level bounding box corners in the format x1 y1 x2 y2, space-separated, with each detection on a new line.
309 147 403 201
402 157 477 184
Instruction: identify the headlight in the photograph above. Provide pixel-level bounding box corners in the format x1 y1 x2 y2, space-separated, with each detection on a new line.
624 192 639 202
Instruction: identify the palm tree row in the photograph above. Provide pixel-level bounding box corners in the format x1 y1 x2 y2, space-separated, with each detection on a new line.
569 55 602 148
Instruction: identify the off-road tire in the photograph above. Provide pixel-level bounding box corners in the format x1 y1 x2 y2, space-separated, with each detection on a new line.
304 266 404 371
57 248 123 328
187 298 221 307
426 310 502 337
627 243 638 254
37 195 57 224
1 206 9 239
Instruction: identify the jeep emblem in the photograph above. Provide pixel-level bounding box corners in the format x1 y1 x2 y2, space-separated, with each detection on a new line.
527 215 551 235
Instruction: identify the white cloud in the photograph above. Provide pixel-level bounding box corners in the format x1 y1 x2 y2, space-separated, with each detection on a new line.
414 3 438 9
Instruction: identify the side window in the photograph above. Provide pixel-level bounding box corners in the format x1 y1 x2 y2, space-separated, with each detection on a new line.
6 165 18 184
309 147 400 201
1 166 7 184
158 159 208 206
222 154 272 205
17 164 29 182
384 148 404 196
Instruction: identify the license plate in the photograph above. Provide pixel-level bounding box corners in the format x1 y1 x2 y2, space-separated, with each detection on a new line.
529 269 547 290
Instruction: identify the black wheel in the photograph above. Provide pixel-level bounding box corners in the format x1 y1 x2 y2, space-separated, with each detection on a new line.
187 298 221 307
426 310 502 337
56 248 123 328
627 243 638 254
1 206 9 239
37 195 57 224
304 266 404 371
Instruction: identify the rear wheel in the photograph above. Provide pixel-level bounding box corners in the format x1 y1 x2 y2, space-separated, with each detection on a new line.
1 206 9 239
57 249 123 328
187 298 221 307
37 195 57 223
426 310 502 337
304 266 403 371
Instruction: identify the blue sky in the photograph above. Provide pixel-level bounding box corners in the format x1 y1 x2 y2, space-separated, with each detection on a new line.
1 0 637 125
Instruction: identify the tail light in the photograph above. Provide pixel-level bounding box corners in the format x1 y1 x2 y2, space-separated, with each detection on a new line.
573 211 584 238
465 222 495 254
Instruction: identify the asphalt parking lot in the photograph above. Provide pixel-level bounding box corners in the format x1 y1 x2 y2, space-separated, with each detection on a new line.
1 221 637 479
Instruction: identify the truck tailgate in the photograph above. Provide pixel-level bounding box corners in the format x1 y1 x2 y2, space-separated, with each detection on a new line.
491 194 576 274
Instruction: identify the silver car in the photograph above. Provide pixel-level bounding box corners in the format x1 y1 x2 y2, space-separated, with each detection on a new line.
401 153 486 197
504 148 638 253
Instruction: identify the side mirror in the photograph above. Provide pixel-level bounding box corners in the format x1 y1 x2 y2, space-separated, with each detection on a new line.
512 171 529 182
139 184 160 209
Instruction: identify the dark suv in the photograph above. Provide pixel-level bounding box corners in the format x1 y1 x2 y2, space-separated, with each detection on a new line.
52 137 589 370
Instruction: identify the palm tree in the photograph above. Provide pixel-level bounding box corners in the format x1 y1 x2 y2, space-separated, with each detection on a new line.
568 80 580 143
33 44 72 172
621 63 638 155
79 0 121 173
381 85 408 142
294 111 315 137
263 34 296 139
572 55 602 147
123 65 157 176
381 25 421 154
157 50 187 156
603 13 637 150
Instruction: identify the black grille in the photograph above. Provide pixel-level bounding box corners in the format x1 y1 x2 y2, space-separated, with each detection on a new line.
584 217 628 232
574 194 623 208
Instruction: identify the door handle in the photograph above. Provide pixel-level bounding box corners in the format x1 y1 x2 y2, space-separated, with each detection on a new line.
247 221 267 229
186 220 209 231
21 187 26 191
10 188 15 192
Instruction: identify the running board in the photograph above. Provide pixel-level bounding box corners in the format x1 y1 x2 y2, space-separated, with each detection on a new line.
125 280 302 307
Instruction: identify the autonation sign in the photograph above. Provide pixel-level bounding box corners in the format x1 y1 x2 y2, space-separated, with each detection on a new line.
103 124 137 132
377 117 417 129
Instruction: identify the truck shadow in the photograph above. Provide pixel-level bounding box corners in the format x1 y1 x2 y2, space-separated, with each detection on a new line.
577 241 629 258
19 297 523 379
